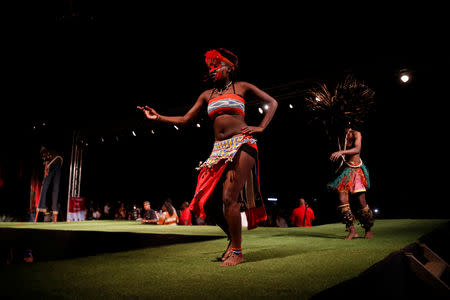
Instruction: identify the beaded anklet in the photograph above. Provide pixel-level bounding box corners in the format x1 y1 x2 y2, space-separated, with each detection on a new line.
231 247 242 255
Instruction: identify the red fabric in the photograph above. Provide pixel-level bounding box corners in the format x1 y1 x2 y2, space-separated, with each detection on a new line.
245 206 267 230
68 197 86 213
209 107 245 120
189 161 228 220
33 184 41 208
30 177 41 208
189 137 266 230
205 49 236 81
205 50 235 71
290 206 315 227
208 94 245 104
336 168 368 193
246 143 266 229
179 207 192 225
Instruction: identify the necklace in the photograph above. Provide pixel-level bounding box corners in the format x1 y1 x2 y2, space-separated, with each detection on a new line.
216 81 232 95
336 129 350 172
337 128 362 169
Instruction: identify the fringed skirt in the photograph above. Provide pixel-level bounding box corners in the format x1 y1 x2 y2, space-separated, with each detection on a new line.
189 134 267 230
328 163 370 194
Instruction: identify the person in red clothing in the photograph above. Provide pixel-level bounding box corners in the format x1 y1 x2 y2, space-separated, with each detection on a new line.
290 198 315 227
179 201 192 225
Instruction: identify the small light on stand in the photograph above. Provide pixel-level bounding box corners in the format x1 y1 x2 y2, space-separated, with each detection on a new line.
399 69 412 84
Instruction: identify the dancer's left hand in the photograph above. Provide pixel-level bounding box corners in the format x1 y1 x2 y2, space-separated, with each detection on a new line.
241 126 263 135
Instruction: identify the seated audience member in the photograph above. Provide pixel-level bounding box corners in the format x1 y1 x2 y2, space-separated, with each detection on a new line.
116 203 127 220
103 202 112 219
275 210 288 228
92 207 102 220
158 201 179 225
141 201 158 224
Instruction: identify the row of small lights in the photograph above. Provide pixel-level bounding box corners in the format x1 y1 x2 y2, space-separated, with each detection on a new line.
31 101 296 138
126 70 414 137
34 71 412 141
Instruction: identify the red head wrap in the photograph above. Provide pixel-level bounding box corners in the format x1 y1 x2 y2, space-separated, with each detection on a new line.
205 49 236 71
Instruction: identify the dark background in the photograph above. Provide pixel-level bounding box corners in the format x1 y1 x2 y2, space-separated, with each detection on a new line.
0 2 448 222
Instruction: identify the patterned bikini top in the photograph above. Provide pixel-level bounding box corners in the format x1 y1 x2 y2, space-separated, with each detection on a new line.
207 93 245 120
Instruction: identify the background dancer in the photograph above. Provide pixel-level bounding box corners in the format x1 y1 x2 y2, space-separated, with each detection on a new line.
138 48 277 266
35 146 63 223
305 75 375 240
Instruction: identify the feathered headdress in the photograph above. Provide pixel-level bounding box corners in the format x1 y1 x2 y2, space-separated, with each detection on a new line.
305 75 375 134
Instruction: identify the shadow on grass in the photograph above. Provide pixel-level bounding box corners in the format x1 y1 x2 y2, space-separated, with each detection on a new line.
0 228 224 263
271 231 344 239
244 248 299 263
244 246 337 263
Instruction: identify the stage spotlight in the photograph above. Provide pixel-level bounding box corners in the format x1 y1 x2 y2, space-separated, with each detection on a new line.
315 97 321 102
258 107 264 114
374 208 379 214
151 130 155 135
267 197 278 202
399 69 411 84
289 104 293 109
132 131 136 136
174 125 179 130
196 123 201 128
264 104 269 110
400 74 410 83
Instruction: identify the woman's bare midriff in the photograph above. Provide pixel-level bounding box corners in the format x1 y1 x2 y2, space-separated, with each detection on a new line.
213 114 246 141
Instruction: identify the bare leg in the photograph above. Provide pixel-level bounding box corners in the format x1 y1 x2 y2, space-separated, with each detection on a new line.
221 150 255 267
203 191 232 261
355 192 374 239
338 192 358 240
356 192 367 208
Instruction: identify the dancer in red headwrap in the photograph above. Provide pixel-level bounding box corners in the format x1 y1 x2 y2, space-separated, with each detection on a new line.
138 48 277 266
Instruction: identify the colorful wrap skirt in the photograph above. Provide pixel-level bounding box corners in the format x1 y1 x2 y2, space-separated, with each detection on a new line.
189 134 267 230
328 162 370 194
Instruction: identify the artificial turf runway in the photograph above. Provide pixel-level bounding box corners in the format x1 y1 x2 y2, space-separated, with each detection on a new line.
0 219 448 299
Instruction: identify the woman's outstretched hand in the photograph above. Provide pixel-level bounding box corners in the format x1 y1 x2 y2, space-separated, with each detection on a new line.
137 106 159 120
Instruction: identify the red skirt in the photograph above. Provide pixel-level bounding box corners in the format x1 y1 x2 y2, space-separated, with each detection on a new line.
189 134 267 230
